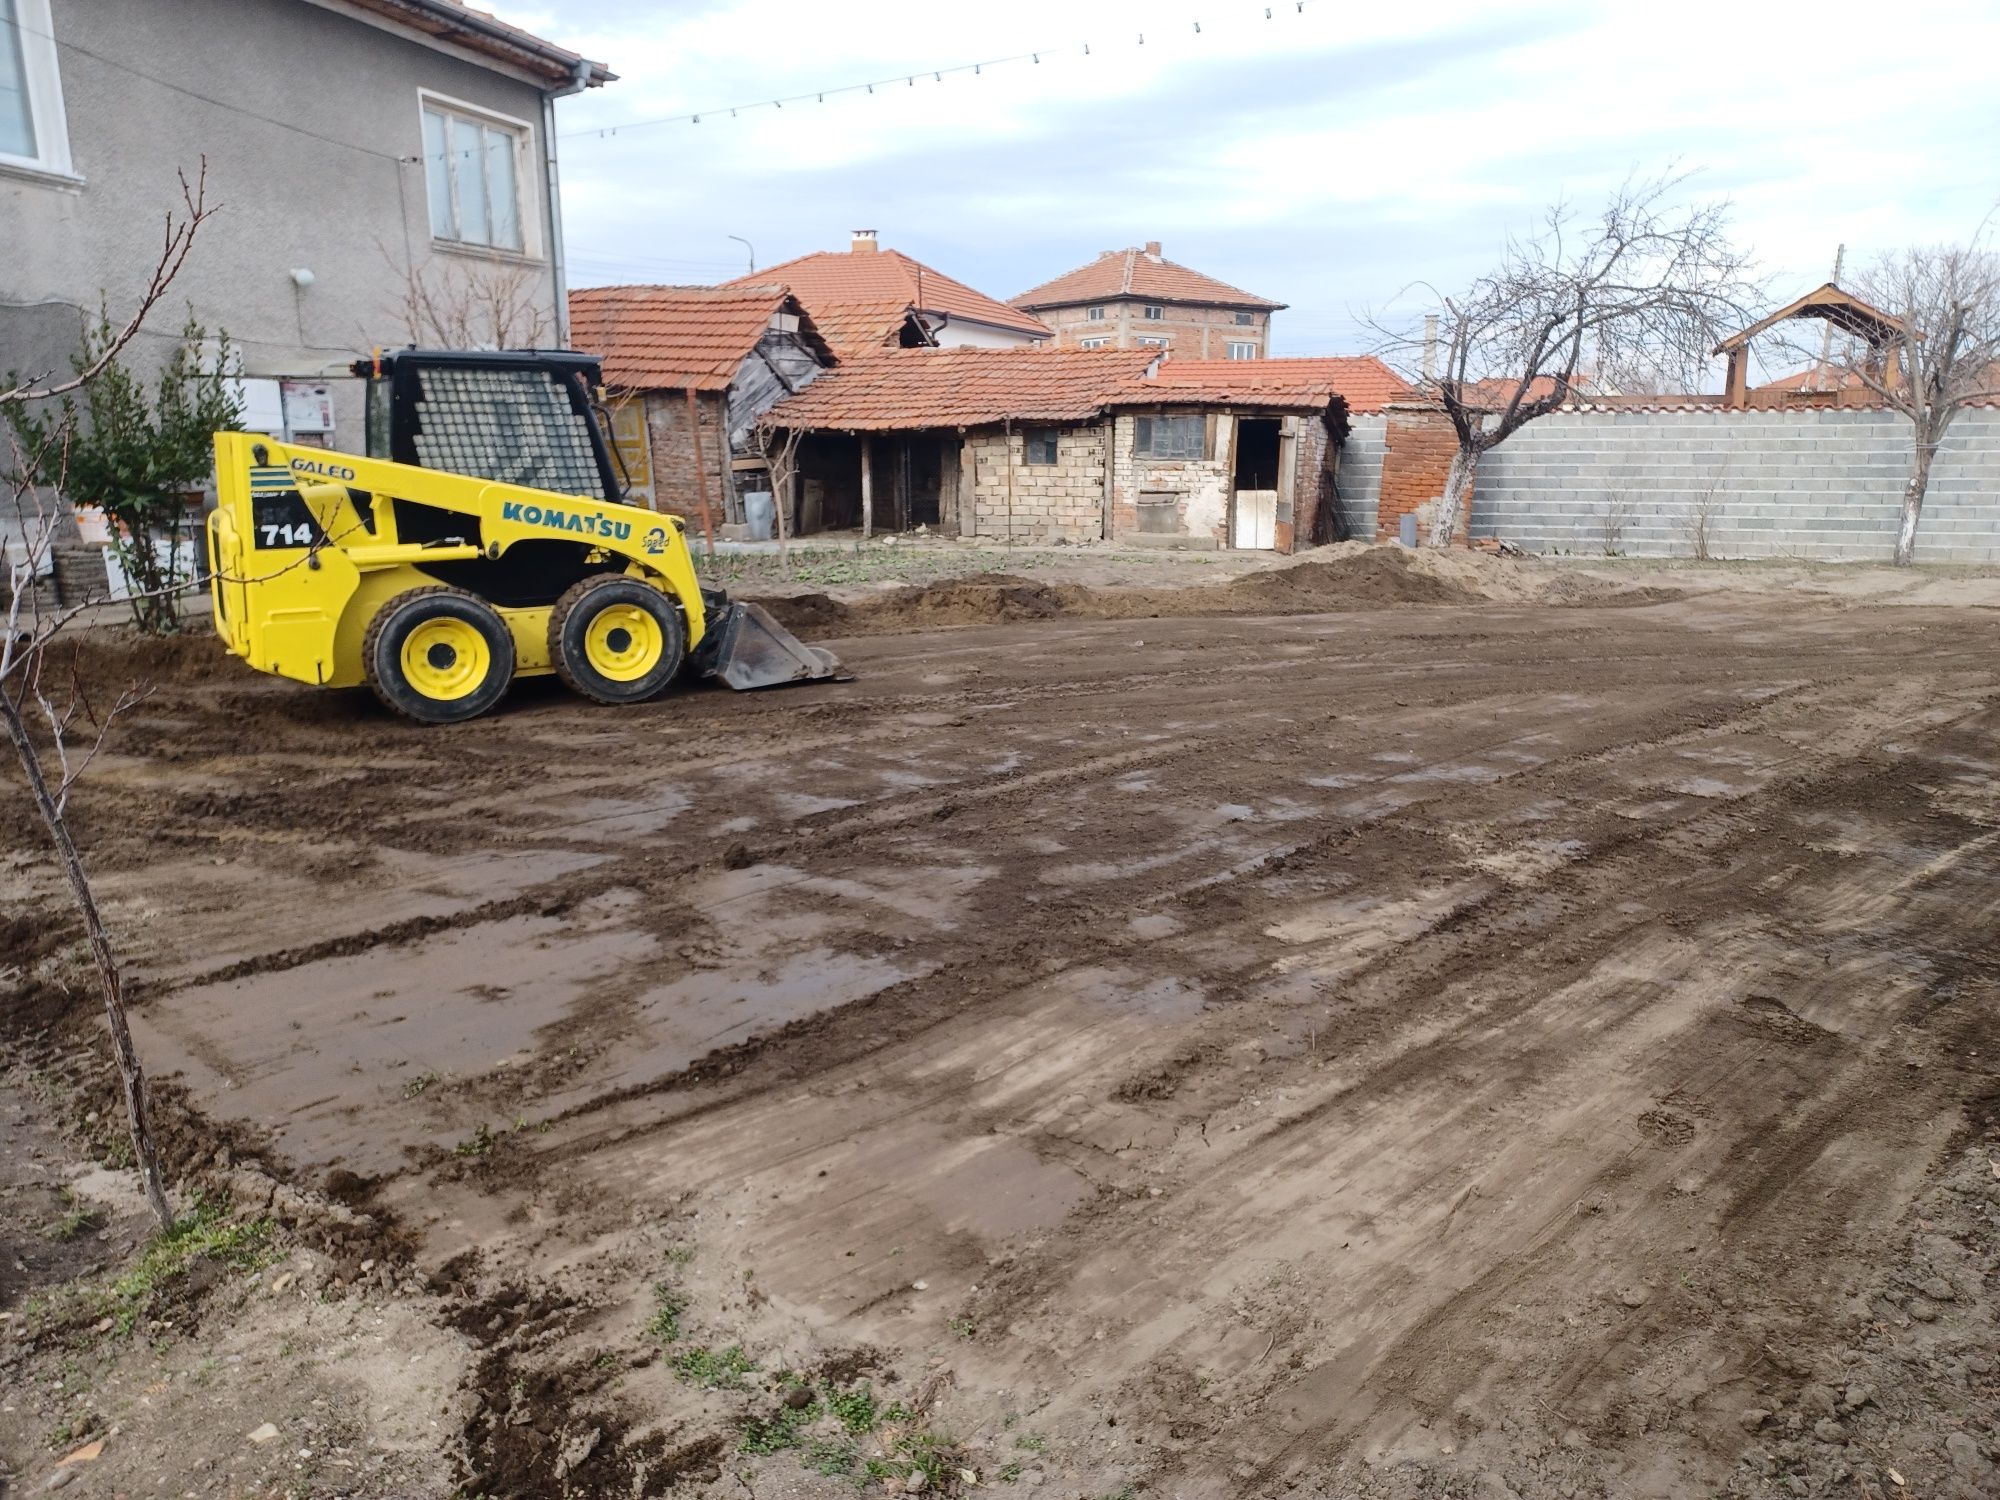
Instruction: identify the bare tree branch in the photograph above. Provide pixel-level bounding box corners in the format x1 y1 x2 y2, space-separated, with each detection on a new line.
1368 172 1763 545
0 164 216 407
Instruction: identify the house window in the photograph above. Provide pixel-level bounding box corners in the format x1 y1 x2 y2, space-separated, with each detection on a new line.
1024 429 1060 465
421 95 528 251
0 0 73 177
1142 305 1165 320
1227 341 1258 360
1134 414 1204 460
1234 311 1254 326
1136 335 1169 348
1087 306 1106 321
1078 336 1109 349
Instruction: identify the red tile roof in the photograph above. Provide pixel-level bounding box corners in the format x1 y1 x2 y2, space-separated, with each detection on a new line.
766 346 1157 430
567 284 831 392
1117 357 1412 414
802 299 931 362
1013 246 1284 312
721 247 1050 342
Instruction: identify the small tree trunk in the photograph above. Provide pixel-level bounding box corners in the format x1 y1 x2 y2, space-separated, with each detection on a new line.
1892 447 1934 567
0 690 173 1228
1429 446 1477 547
773 445 793 580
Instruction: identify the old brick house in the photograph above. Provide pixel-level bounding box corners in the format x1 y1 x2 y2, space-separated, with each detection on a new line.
567 284 834 533
1012 243 1285 358
764 350 1403 551
719 231 1050 352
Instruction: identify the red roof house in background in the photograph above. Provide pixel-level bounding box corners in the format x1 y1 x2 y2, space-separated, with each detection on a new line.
1013 242 1286 359
719 231 1050 356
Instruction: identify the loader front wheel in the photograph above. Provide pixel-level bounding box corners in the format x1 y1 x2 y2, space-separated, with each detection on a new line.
364 587 515 724
550 576 685 706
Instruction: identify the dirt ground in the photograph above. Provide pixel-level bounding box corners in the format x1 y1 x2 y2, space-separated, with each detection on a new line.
3 546 1998 1500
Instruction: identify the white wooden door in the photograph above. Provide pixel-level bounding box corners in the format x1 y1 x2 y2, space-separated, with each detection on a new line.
1234 489 1277 549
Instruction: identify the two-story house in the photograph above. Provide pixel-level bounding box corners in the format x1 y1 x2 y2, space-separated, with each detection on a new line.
1 0 611 450
1012 242 1285 359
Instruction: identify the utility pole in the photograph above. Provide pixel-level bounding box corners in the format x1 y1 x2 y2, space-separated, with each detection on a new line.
727 235 755 276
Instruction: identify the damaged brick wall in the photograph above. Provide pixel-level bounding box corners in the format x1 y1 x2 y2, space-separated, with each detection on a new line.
966 423 1107 543
643 390 734 527
1109 411 1235 543
1376 402 1466 543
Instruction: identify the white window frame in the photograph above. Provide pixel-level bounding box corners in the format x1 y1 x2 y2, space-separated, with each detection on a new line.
1226 341 1259 360
1078 336 1110 349
417 89 539 258
1136 335 1169 348
0 0 77 182
1087 306 1105 321
1142 305 1165 320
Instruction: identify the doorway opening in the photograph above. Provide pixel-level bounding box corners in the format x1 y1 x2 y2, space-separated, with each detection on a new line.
1233 419 1281 491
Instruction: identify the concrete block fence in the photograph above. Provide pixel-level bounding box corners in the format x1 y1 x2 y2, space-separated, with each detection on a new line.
1333 405 2000 564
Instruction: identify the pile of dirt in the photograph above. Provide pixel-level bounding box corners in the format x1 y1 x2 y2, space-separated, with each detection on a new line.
757 545 1668 638
1226 544 1483 608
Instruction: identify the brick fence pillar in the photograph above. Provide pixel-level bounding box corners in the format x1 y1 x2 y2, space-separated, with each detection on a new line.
1376 401 1467 544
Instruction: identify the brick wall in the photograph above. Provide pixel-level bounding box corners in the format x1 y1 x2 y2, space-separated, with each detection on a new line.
1035 302 1269 357
1474 407 2000 563
642 390 733 527
967 423 1107 543
1376 404 1465 542
1109 411 1236 542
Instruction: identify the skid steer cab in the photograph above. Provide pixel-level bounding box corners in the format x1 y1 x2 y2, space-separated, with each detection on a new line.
206 349 839 724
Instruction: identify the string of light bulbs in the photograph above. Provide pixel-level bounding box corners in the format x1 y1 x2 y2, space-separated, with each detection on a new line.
559 1 1317 141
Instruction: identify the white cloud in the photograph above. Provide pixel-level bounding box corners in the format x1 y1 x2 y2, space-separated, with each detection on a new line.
498 0 2000 355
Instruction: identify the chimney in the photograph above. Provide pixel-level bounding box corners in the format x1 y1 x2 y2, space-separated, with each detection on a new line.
1143 240 1162 257
1421 314 1438 382
851 229 878 254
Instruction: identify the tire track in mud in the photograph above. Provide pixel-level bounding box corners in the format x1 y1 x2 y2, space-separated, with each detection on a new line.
28 601 2000 1500
485 674 1986 1195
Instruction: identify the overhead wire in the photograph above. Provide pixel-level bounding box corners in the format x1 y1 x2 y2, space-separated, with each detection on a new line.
559 0 1321 141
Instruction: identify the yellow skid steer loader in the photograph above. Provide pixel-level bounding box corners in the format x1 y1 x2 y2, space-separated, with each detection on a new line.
206 349 839 724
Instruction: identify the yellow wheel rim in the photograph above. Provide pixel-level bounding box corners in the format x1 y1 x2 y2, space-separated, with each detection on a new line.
583 602 664 682
400 617 490 701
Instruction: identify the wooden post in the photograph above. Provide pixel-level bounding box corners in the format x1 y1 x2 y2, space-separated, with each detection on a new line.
684 388 717 561
860 434 874 540
958 435 976 538
1100 415 1115 541
1723 348 1749 410
1003 416 1015 544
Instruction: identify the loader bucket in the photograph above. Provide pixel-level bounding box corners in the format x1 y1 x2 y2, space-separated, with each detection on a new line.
700 600 845 691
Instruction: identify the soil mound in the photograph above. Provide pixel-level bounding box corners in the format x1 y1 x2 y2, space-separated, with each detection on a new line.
1229 545 1481 609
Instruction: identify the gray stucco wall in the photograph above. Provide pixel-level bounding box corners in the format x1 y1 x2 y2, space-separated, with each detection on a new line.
1472 408 2000 564
1331 413 1385 541
0 0 563 451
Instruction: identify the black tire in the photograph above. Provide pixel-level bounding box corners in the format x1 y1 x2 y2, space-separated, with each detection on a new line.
362 586 515 725
548 575 686 706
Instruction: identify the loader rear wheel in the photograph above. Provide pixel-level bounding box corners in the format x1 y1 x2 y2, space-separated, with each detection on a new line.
549 576 685 706
364 587 514 725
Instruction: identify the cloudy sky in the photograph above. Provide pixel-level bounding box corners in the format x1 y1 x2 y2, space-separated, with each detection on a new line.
502 0 1999 377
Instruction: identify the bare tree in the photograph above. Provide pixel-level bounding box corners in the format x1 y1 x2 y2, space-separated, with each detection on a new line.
754 420 804 577
1375 173 1760 546
1684 466 1726 561
1837 244 2000 565
388 247 555 349
1 175 218 1229
1598 496 1634 556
